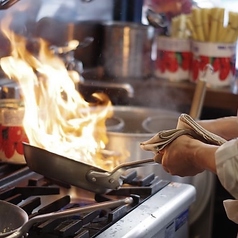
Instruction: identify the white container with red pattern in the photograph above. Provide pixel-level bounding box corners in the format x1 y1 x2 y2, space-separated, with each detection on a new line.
155 36 192 81
190 41 236 87
0 99 28 164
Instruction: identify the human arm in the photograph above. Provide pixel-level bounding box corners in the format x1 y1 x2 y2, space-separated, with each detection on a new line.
215 138 238 199
141 113 238 196
157 129 238 200
142 115 238 176
158 115 238 176
197 116 238 141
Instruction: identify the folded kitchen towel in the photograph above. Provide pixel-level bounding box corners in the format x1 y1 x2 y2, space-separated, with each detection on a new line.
140 113 227 153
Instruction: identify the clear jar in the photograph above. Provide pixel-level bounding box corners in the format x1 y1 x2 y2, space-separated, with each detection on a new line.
0 99 28 164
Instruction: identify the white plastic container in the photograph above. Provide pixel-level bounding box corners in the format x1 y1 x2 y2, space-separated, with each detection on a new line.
191 41 236 87
0 99 27 164
155 36 192 81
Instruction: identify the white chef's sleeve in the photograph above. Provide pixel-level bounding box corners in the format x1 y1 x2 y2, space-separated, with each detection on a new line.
215 138 238 224
215 138 238 199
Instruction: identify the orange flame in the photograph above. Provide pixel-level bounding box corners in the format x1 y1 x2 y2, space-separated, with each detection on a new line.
0 16 115 170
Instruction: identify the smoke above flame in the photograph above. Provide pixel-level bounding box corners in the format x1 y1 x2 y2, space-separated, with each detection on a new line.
0 14 115 170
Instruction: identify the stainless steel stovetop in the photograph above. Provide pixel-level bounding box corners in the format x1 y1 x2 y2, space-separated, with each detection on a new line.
0 164 196 238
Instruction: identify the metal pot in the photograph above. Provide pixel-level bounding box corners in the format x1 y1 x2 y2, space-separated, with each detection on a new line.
101 22 156 79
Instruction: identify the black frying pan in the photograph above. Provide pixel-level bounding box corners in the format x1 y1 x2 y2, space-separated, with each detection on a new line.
23 143 155 194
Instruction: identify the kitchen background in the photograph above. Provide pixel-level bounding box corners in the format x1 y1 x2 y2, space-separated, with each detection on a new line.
0 0 237 238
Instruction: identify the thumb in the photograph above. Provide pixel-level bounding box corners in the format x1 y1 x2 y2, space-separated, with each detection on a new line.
154 150 164 164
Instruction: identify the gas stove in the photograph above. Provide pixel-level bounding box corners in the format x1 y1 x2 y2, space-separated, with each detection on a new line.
0 164 195 238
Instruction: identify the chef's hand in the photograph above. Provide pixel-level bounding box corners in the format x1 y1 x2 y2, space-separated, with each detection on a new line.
156 135 219 176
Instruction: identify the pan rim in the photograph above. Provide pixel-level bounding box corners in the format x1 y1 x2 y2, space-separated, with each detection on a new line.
0 200 28 237
23 142 107 172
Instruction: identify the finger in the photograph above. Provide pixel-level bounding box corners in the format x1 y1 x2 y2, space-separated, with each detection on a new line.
154 152 163 164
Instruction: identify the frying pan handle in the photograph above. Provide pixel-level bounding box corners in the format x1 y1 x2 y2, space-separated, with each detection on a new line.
111 158 155 172
86 170 123 190
86 158 155 190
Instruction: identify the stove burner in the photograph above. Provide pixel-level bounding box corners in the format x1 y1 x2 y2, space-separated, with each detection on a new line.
0 164 170 237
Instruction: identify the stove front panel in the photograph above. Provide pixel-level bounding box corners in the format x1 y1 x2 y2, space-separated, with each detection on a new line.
97 183 196 238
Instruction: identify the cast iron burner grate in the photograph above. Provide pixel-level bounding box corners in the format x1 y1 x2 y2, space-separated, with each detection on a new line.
0 164 169 238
